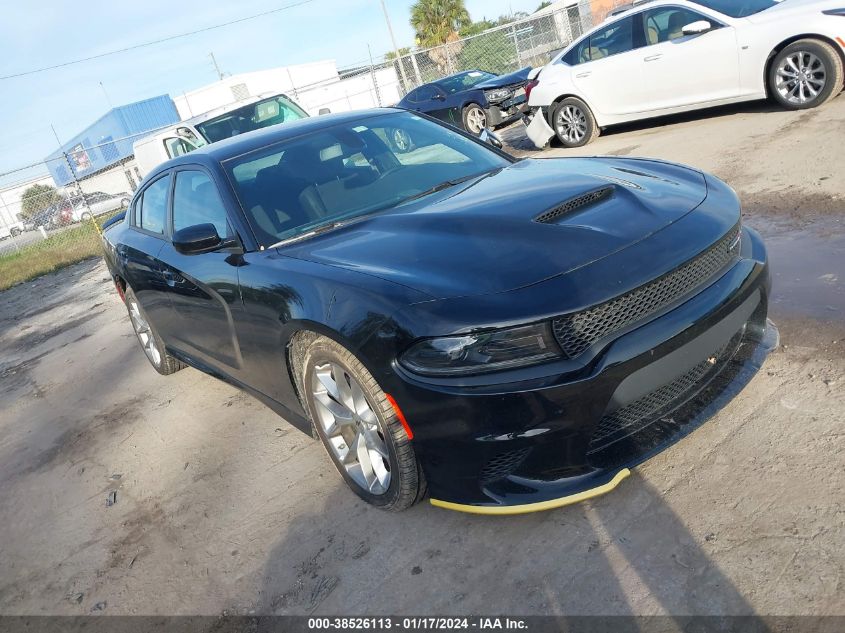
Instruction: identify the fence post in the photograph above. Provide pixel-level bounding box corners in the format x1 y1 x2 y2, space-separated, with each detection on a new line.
367 45 382 107
409 52 423 86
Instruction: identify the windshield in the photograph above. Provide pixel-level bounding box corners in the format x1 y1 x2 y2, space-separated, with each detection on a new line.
225 111 510 247
196 95 309 143
437 71 497 95
688 0 778 17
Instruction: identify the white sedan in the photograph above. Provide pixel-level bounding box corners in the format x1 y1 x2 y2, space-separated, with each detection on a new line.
526 0 845 147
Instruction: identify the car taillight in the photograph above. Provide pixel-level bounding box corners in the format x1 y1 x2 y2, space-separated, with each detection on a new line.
525 79 539 101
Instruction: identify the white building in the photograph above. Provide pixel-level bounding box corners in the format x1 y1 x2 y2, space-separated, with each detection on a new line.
0 174 57 229
173 60 402 120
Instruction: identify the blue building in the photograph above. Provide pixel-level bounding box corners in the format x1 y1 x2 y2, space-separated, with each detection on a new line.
45 95 180 187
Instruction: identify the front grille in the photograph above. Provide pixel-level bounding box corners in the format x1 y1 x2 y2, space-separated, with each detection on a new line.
588 329 744 453
479 447 531 483
552 225 741 358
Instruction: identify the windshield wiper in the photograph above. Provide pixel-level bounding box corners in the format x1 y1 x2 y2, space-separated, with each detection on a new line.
398 169 500 206
267 220 346 249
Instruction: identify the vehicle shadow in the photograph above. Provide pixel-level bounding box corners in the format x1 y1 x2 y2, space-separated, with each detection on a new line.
254 467 766 620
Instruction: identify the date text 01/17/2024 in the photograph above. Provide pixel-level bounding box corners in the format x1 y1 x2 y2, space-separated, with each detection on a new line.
307 618 528 630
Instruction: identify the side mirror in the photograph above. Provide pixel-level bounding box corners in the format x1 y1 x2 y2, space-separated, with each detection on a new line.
173 223 223 255
682 20 712 35
479 128 504 149
318 108 332 115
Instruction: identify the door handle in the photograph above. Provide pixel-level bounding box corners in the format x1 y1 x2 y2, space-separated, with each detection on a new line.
575 71 592 78
644 54 663 62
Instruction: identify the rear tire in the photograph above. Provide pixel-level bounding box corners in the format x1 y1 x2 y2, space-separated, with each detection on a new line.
769 39 844 110
297 334 425 511
550 97 599 148
124 287 185 376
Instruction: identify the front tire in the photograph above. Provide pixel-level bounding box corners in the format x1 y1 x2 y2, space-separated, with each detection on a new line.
299 335 424 511
769 39 844 110
550 97 599 148
124 287 185 375
388 128 415 153
462 103 487 135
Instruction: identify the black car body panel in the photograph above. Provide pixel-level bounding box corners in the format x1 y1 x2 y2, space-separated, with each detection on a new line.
397 68 531 131
101 109 771 509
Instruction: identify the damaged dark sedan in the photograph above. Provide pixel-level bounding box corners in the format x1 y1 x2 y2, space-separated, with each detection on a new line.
102 109 772 514
397 68 530 135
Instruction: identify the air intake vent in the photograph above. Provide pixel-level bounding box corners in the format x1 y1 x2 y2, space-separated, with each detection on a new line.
534 187 613 224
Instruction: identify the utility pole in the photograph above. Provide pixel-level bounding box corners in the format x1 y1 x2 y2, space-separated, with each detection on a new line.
51 124 91 219
379 0 410 91
209 52 225 81
99 81 114 109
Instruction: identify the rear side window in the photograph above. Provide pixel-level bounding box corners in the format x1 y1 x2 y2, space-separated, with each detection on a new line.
561 16 635 65
172 170 231 238
136 175 170 234
588 16 634 61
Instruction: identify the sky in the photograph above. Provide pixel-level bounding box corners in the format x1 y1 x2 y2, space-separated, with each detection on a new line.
0 0 542 184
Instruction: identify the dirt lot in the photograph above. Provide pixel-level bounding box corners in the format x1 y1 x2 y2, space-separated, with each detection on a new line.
1 97 843 617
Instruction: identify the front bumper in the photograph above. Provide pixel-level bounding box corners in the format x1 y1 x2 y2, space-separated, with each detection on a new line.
486 93 528 127
391 227 772 512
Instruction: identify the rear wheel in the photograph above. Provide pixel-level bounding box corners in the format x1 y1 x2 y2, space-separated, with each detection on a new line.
550 97 599 148
124 287 185 375
298 335 424 511
10 228 21 237
769 39 844 110
462 104 487 135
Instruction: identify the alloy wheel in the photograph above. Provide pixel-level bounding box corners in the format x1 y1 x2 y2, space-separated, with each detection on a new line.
556 105 587 144
776 51 827 105
465 107 487 135
392 128 412 152
311 362 391 495
128 300 161 367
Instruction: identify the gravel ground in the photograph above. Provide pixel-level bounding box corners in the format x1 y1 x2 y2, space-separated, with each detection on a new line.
0 96 843 616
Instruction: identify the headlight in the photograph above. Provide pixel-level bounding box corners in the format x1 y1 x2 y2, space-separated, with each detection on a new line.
822 8 845 15
485 88 514 103
399 323 561 376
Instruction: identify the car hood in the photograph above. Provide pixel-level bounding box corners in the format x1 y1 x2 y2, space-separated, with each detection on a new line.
280 157 708 300
475 67 532 89
745 0 838 22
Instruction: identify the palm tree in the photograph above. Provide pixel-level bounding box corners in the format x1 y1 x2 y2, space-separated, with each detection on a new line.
410 0 471 48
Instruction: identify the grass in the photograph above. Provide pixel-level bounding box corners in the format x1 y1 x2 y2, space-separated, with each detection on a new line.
0 223 104 292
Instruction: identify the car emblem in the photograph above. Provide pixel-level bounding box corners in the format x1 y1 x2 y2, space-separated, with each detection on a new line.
707 356 717 365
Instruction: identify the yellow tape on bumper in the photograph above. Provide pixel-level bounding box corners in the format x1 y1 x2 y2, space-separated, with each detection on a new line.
430 468 631 515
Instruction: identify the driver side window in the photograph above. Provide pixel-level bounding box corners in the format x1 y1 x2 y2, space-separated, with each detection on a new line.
172 170 231 239
642 7 710 45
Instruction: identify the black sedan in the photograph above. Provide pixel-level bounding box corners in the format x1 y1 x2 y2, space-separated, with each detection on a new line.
101 109 771 514
397 68 530 135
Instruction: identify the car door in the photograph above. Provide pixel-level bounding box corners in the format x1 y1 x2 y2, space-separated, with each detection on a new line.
415 85 453 122
118 174 173 333
638 6 740 111
155 167 246 375
568 16 646 117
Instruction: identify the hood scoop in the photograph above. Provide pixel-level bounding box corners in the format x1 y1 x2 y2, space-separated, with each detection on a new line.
534 186 614 224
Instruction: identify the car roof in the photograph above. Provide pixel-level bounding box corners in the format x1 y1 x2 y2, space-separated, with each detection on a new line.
154 108 406 171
